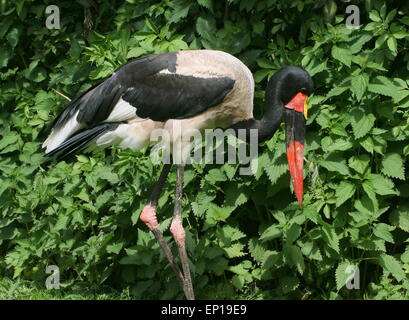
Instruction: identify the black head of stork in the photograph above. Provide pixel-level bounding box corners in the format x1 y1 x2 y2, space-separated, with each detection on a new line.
231 66 313 206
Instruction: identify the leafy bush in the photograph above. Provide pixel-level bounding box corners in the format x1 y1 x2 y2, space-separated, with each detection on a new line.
0 0 408 299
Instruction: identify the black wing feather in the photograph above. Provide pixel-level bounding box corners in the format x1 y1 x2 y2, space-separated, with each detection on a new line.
46 123 120 160
45 51 235 135
122 73 235 122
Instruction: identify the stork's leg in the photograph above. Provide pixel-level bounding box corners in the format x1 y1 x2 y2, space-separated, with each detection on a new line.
139 164 186 295
170 165 195 300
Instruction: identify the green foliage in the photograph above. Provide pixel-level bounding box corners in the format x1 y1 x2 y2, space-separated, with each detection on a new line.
1 0 409 299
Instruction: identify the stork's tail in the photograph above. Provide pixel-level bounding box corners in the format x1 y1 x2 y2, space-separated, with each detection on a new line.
45 122 120 161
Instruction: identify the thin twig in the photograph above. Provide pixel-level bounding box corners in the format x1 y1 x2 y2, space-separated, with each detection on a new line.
52 88 71 101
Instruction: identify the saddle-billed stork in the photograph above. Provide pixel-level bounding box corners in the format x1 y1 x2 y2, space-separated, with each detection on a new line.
43 49 313 299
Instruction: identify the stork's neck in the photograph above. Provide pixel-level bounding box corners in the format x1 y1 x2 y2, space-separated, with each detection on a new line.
230 76 284 142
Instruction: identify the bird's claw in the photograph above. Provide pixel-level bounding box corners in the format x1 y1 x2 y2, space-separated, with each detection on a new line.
170 215 186 247
140 205 159 230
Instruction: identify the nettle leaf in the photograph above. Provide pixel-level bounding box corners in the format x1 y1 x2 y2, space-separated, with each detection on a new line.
196 16 216 40
353 238 386 252
283 244 305 274
279 276 299 294
350 108 376 139
381 153 405 180
260 224 282 242
169 0 192 24
221 225 246 242
354 196 376 216
326 139 353 152
319 153 350 176
370 174 397 195
300 241 322 261
348 155 370 175
373 223 394 243
191 190 216 217
106 242 124 254
223 243 246 258
336 181 356 207
205 168 227 184
285 224 301 244
331 46 352 67
389 205 409 232
351 73 369 101
264 155 288 184
362 180 378 208
321 224 340 253
359 136 374 154
261 250 281 270
326 85 349 99
378 253 405 282
335 262 357 291
248 238 267 263
205 203 234 225
224 183 249 208
368 76 409 102
197 0 213 10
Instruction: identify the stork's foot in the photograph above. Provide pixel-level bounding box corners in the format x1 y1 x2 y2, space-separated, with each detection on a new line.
139 204 186 293
170 215 185 246
140 205 159 231
170 215 195 300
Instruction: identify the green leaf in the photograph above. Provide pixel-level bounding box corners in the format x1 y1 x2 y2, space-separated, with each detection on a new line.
279 276 299 294
350 108 376 139
106 242 124 254
196 16 216 40
369 10 381 22
283 244 305 274
331 46 352 67
335 262 355 290
300 241 322 261
169 0 192 24
260 224 282 242
205 168 227 184
264 156 287 184
336 181 356 207
348 155 370 175
351 73 369 101
378 253 405 282
373 223 394 243
254 69 272 83
205 203 234 225
0 44 12 68
285 224 301 244
6 27 20 48
224 184 249 208
197 0 213 10
319 154 350 176
370 174 397 195
387 36 397 54
321 224 340 253
381 153 405 180
248 238 267 263
224 243 246 258
0 227 19 240
389 205 409 232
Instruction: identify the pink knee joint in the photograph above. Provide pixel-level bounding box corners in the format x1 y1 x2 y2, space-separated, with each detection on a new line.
140 205 158 230
170 216 186 247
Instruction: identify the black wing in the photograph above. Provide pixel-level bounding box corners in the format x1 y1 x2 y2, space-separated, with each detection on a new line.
122 73 235 122
46 52 235 133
